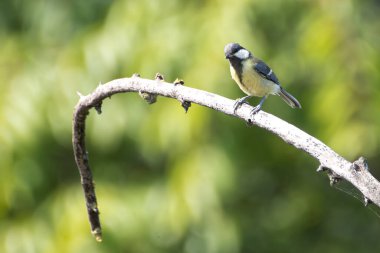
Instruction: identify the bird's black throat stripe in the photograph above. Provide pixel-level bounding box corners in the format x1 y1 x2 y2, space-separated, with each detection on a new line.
229 57 244 84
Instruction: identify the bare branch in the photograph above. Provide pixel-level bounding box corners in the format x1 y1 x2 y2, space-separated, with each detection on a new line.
72 75 380 241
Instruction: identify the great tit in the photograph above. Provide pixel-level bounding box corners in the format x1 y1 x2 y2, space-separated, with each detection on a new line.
224 43 301 114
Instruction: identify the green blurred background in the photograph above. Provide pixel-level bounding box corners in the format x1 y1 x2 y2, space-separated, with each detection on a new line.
1 0 380 252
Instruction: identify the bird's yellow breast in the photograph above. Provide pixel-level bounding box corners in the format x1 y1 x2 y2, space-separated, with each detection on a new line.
230 60 279 97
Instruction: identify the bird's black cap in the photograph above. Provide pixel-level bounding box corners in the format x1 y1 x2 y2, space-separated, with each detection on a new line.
224 43 243 59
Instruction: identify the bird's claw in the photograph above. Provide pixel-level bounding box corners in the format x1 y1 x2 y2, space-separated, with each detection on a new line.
249 95 266 117
233 96 251 113
233 99 246 113
250 105 262 116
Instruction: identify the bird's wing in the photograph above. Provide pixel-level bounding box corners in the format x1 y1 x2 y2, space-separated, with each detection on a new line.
254 60 280 84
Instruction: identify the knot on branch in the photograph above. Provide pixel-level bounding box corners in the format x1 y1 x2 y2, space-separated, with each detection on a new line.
351 157 373 206
137 73 160 104
351 156 369 172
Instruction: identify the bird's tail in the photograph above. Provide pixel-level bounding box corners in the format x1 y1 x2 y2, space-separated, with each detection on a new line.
278 87 302 109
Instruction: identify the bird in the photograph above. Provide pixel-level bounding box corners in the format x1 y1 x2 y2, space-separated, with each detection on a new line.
224 42 301 115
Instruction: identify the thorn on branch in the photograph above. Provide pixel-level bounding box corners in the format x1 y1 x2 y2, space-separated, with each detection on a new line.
316 165 328 172
155 73 164 81
77 91 85 98
364 197 373 207
94 101 103 114
174 78 192 113
317 165 341 186
327 170 342 186
174 78 184 86
181 100 191 113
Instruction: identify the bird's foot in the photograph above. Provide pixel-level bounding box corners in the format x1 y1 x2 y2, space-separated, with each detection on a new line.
249 96 267 117
233 96 251 113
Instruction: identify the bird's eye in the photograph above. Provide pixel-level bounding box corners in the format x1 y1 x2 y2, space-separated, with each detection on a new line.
233 49 250 59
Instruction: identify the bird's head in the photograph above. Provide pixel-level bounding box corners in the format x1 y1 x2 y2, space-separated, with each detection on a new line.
224 43 251 60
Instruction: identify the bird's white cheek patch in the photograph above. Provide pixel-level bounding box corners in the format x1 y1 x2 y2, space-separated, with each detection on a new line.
234 49 250 59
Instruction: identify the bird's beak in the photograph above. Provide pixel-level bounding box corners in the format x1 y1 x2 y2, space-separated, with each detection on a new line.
225 55 231 59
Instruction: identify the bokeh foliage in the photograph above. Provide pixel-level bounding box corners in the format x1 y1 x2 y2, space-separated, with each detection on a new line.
1 0 380 252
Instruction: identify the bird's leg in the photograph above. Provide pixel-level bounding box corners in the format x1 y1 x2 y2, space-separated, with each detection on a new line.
233 95 252 113
250 95 267 115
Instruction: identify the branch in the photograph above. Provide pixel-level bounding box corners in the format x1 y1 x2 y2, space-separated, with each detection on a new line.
72 74 380 241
